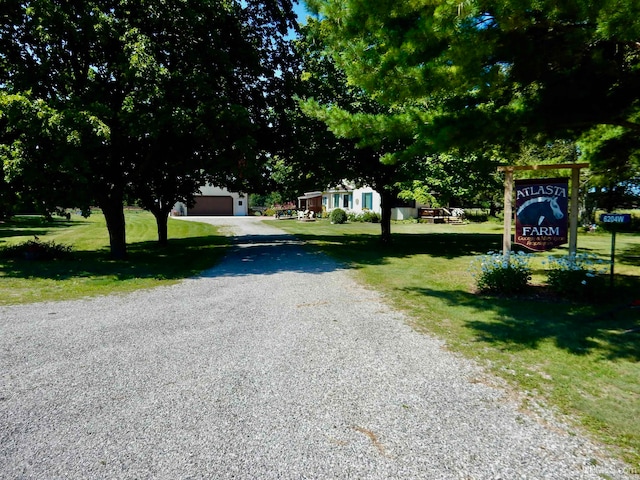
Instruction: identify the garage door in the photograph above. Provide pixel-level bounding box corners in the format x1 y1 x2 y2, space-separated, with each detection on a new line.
188 196 234 216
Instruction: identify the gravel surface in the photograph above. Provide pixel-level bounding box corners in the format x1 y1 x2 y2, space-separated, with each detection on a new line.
0 216 636 479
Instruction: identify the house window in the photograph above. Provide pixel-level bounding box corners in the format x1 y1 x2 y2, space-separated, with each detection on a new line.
362 192 373 210
343 194 350 208
322 196 327 207
333 193 340 209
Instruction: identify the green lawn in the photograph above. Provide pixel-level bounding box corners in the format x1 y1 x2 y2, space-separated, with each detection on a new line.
271 218 640 468
0 211 228 304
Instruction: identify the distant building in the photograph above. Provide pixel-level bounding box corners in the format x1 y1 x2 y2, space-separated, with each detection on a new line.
296 191 323 214
173 185 247 216
298 182 419 220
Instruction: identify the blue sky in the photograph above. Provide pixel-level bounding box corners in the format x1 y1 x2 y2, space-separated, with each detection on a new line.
293 1 311 24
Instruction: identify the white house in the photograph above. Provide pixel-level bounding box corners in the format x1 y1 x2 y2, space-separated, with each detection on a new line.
301 182 420 220
322 184 379 212
173 185 248 216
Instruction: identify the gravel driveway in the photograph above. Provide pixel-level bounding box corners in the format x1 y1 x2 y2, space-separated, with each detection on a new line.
0 216 635 479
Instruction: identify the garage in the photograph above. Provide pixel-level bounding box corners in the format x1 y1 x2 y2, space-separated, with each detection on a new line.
188 196 234 216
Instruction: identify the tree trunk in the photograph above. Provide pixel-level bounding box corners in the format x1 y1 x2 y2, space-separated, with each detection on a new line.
101 198 127 260
152 208 170 246
380 190 393 245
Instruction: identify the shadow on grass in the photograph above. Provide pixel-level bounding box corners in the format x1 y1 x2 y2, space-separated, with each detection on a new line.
621 242 640 266
402 285 640 362
0 216 81 240
295 231 509 264
295 230 639 292
0 235 228 281
292 229 640 361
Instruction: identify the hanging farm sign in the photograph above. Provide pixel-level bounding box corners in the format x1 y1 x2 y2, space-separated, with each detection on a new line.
515 178 569 251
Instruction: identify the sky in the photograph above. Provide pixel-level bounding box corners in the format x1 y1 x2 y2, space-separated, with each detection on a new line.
292 1 312 25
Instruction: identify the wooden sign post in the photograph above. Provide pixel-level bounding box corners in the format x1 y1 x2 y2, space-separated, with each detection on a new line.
497 163 589 259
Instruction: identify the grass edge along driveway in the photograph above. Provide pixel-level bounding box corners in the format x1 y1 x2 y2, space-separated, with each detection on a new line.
271 218 640 471
0 211 228 305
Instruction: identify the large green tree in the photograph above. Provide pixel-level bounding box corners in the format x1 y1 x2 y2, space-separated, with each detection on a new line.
305 0 640 184
0 0 296 256
294 19 426 243
123 1 298 245
295 16 508 241
272 21 371 202
579 126 640 213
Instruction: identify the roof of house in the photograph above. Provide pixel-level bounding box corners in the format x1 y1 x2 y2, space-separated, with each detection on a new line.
298 191 323 200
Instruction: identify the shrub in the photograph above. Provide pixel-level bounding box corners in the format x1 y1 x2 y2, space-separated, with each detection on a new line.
361 211 381 223
470 251 532 294
465 210 489 223
264 208 276 216
544 253 608 299
0 238 73 261
329 208 348 224
347 210 382 223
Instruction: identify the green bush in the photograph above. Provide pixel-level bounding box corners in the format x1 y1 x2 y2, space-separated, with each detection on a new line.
470 251 532 294
544 253 608 300
464 210 489 223
361 211 381 223
348 211 381 223
329 208 348 224
0 238 73 261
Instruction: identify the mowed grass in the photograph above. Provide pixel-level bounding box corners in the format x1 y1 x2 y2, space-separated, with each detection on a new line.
271 218 640 468
0 211 228 304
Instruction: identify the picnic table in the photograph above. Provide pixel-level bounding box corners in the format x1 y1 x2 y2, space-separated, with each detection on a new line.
274 209 297 220
418 207 465 224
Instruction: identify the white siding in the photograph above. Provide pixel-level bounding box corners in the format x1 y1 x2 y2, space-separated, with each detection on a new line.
391 207 418 220
352 187 381 214
322 184 421 219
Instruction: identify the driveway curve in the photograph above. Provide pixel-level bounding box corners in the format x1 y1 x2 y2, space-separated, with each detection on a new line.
0 216 635 479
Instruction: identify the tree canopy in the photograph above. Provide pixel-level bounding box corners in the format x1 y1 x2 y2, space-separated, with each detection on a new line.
3 0 638 255
294 12 507 242
0 0 297 256
293 19 424 243
304 0 640 187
